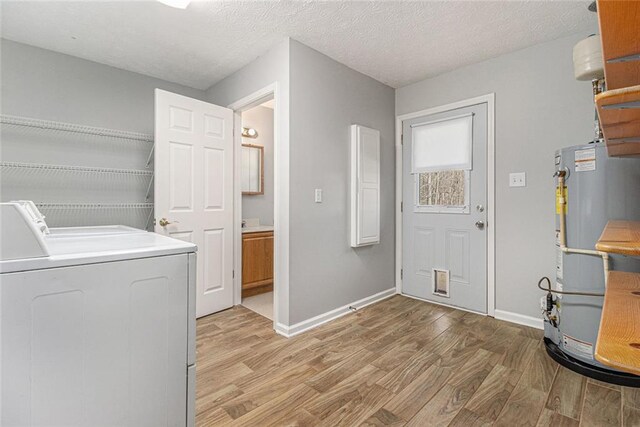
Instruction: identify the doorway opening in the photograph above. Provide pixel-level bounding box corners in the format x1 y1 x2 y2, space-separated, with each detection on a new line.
238 98 275 321
228 83 286 334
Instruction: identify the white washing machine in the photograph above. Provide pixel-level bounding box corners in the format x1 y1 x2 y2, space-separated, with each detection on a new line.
0 202 198 427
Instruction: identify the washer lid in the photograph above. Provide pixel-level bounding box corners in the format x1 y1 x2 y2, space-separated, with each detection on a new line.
0 231 196 273
47 225 146 237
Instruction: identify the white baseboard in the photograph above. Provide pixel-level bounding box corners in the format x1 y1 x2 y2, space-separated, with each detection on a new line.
400 293 485 316
401 294 543 331
494 309 543 330
274 288 397 338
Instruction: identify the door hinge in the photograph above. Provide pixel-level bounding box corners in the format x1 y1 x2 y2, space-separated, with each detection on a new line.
401 202 403 212
401 133 403 145
232 270 235 279
400 269 403 279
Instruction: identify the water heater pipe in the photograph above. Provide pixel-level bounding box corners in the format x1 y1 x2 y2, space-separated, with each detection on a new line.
556 171 610 285
538 276 604 297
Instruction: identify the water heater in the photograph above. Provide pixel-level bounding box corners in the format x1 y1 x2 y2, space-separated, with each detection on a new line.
544 143 640 386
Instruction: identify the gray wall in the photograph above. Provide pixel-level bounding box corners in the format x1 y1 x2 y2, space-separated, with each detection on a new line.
207 38 395 327
205 39 289 108
396 30 599 319
1 39 205 228
242 105 274 226
1 39 205 134
288 40 395 324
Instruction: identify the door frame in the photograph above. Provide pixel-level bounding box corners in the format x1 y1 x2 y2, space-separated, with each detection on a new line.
395 93 496 316
228 83 286 331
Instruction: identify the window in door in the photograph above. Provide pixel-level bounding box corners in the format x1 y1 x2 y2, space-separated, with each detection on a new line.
415 170 469 213
416 169 469 213
411 113 473 214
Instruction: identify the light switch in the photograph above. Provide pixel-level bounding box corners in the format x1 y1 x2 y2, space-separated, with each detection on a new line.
315 189 322 203
509 172 526 187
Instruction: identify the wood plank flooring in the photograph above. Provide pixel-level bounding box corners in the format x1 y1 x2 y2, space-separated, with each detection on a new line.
195 295 640 426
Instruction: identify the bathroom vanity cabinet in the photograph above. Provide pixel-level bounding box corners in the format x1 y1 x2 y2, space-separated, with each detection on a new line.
242 230 273 298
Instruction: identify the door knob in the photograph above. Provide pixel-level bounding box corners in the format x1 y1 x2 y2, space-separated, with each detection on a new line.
158 218 174 227
475 220 485 230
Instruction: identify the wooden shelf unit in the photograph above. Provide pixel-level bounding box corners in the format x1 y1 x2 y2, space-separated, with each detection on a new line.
596 220 640 257
597 0 640 92
594 271 640 376
595 0 640 157
595 86 640 157
587 2 640 378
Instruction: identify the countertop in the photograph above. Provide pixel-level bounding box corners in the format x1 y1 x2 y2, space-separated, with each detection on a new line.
242 225 274 234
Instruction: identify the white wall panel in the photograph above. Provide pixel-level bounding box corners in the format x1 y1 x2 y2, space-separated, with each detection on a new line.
203 228 224 293
413 227 435 277
169 106 194 132
446 229 470 284
168 142 193 211
203 147 224 210
204 114 224 138
31 291 83 426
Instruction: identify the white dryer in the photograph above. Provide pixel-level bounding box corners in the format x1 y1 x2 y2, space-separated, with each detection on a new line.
0 202 197 427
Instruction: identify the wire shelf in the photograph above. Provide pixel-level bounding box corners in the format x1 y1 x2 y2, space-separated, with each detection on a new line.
1 113 155 229
0 114 154 143
34 203 154 229
0 162 153 176
36 203 153 210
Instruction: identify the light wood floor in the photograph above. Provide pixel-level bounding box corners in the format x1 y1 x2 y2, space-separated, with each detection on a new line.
195 295 640 426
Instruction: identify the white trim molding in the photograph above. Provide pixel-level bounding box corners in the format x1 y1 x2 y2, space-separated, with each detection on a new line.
275 288 396 338
395 93 496 316
402 293 484 316
494 309 543 330
402 294 544 331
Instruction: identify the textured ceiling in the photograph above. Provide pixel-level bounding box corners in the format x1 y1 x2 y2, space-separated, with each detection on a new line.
0 1 596 90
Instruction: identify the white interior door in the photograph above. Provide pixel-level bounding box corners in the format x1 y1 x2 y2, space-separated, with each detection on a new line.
402 103 488 313
155 89 234 318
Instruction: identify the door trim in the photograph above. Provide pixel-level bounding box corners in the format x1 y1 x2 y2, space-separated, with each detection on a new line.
395 93 496 316
228 83 287 332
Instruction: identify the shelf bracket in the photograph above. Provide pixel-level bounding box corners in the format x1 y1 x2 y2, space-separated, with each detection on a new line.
602 101 640 110
145 174 154 201
146 145 155 168
145 208 155 231
608 137 640 144
607 53 640 63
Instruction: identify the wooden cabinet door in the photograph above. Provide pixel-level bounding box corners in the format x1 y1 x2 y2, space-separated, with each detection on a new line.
242 231 274 291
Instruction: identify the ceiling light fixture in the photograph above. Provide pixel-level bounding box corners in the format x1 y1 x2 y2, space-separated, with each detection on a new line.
157 0 191 9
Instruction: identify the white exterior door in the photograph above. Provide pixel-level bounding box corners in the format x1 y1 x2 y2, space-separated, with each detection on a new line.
402 102 488 313
155 89 234 317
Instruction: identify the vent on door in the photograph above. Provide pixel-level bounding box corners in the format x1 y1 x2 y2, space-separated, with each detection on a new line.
432 269 450 297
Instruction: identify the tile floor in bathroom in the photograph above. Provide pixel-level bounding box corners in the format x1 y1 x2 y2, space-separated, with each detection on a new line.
241 291 273 321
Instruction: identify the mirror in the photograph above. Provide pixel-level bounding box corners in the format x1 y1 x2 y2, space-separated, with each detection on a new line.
241 144 264 195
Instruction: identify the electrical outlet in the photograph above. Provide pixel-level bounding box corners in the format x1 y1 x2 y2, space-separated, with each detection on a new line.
509 172 526 187
315 189 322 203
